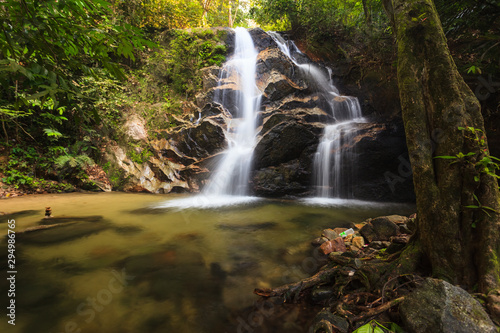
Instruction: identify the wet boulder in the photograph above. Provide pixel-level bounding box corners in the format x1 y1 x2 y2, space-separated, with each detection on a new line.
249 27 278 52
400 278 497 333
170 119 227 159
252 159 311 197
254 120 319 169
262 70 306 101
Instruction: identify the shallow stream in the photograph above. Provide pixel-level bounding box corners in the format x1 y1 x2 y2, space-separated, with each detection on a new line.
0 193 414 332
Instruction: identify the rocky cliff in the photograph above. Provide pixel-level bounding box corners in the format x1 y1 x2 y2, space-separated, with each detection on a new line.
105 28 415 202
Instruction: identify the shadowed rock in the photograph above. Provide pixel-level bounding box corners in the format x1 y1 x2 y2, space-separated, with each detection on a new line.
400 278 497 333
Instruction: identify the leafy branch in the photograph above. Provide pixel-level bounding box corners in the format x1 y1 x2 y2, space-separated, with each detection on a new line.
434 126 500 222
465 194 499 222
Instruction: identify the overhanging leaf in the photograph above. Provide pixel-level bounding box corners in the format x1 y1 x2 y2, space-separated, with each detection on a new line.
43 128 62 138
434 155 457 159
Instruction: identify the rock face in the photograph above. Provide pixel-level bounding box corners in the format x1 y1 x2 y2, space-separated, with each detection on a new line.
400 278 497 333
104 28 415 201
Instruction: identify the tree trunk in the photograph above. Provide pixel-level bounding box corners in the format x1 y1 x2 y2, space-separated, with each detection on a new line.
382 0 500 294
201 0 213 27
362 0 372 24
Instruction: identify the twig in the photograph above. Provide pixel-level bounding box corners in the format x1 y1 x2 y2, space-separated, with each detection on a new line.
381 274 423 303
351 296 405 323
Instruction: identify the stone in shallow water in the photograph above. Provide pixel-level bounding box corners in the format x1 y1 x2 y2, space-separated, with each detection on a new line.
400 278 497 333
311 237 328 246
352 236 365 249
320 237 346 255
321 228 339 241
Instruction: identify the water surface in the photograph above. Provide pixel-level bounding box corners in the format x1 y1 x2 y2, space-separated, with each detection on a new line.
0 192 414 332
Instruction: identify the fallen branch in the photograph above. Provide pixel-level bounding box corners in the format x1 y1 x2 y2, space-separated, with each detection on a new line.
254 266 339 299
351 296 405 323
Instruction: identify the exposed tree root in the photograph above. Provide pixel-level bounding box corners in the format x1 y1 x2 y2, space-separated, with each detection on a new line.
254 240 428 330
350 296 405 323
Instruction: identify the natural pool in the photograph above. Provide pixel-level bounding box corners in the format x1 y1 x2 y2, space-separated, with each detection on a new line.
0 192 414 333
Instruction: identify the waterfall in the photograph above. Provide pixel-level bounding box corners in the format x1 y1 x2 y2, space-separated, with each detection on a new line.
314 122 360 198
157 27 261 209
203 27 262 197
268 32 365 199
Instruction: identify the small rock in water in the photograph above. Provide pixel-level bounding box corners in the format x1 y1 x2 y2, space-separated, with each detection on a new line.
352 236 365 249
311 237 329 246
320 237 346 255
321 228 339 240
333 227 348 235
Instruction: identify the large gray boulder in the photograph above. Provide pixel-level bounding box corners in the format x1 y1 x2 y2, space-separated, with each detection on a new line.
400 278 497 333
254 120 320 169
170 119 227 159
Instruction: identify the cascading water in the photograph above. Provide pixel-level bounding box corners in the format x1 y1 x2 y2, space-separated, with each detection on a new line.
268 32 365 200
157 27 261 208
204 27 262 197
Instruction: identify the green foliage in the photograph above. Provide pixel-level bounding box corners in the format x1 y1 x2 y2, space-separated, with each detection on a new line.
434 0 499 38
251 0 388 34
435 127 500 181
434 0 499 76
353 320 403 333
435 126 500 222
0 143 98 191
165 29 227 96
466 65 482 75
250 0 393 71
0 0 154 144
464 194 499 221
55 154 94 171
127 144 153 164
110 0 250 30
1 145 66 191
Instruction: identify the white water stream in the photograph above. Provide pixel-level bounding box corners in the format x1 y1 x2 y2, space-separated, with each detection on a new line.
268 32 365 200
157 27 261 209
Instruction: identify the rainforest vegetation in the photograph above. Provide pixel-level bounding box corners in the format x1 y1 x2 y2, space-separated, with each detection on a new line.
1 0 498 193
1 0 500 331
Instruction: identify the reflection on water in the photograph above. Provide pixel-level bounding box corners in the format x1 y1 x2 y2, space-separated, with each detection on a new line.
0 193 414 332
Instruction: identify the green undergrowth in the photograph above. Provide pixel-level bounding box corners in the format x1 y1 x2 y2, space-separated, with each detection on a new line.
1 28 227 192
